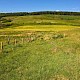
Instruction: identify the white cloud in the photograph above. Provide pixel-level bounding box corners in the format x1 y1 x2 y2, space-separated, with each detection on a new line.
55 10 60 12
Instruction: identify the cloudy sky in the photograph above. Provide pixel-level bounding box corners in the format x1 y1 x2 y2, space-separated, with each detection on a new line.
0 0 80 12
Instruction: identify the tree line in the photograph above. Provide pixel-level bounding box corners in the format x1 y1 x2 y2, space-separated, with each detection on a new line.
0 11 80 17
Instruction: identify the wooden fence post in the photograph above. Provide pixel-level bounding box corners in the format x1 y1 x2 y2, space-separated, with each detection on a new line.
8 38 10 44
22 38 24 44
1 42 3 52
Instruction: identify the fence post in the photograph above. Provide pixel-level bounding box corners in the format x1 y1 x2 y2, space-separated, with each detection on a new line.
8 38 10 44
22 38 24 44
1 42 3 52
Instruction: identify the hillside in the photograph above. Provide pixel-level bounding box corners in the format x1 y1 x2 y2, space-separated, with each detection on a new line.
0 13 80 80
0 14 80 31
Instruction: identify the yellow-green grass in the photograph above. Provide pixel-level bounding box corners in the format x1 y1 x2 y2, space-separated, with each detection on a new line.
3 15 80 27
0 30 80 80
0 25 80 32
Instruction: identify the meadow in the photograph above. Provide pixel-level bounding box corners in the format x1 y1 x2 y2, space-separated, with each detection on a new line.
0 14 80 80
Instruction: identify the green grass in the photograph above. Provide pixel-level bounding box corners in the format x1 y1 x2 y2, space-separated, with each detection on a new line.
2 15 80 28
1 14 80 32
0 14 80 80
0 29 80 80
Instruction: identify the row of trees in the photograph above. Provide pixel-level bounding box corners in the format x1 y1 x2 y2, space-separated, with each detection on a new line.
0 11 80 17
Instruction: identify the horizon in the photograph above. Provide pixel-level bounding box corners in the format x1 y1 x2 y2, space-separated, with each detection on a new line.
0 10 80 13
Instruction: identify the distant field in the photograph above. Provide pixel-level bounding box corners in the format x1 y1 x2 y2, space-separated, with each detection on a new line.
2 15 80 27
0 14 80 32
0 25 80 32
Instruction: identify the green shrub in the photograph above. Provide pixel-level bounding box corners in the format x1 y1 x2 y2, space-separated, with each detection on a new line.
53 34 64 39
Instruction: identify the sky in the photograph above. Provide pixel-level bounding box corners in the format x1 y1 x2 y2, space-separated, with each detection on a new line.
0 0 80 12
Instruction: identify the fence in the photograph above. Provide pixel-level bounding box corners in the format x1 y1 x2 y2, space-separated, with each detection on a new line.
0 33 66 53
0 37 35 53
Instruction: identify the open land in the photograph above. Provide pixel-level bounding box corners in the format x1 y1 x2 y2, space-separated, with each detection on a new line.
0 14 80 80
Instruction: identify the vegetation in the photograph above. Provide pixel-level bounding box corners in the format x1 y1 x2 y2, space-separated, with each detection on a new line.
0 11 80 17
0 14 80 29
0 30 80 80
0 12 80 80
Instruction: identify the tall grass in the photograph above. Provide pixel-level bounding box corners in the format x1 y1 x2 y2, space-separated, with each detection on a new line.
0 29 80 80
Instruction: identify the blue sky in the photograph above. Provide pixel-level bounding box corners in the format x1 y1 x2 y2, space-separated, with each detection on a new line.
0 0 80 12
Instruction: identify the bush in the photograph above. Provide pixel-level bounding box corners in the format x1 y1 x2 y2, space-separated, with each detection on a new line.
1 18 12 23
53 34 64 39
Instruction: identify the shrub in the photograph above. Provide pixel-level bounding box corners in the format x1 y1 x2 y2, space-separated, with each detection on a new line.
53 34 64 39
1 18 12 23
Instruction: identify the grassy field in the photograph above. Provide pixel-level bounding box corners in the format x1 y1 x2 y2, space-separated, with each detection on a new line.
0 25 80 32
1 15 80 28
0 14 80 31
0 14 80 80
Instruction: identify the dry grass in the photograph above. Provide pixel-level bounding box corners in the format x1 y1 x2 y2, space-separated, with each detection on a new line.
0 25 80 32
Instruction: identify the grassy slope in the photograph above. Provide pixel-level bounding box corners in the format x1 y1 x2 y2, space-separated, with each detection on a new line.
1 15 80 31
4 15 80 26
0 15 80 80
